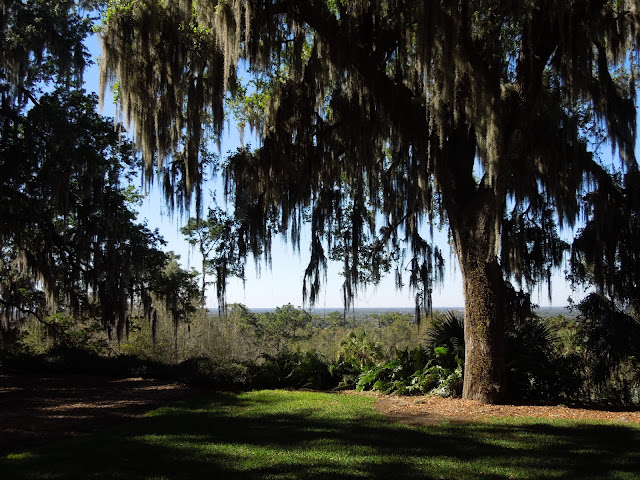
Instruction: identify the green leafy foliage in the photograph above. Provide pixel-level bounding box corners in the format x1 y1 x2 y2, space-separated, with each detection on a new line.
175 356 249 388
250 350 334 390
226 78 272 142
239 303 312 354
0 0 90 107
505 317 563 401
153 254 200 360
355 345 463 397
424 310 465 363
337 329 383 369
575 293 640 403
180 207 245 311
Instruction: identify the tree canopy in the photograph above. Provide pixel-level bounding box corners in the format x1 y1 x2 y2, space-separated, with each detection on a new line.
181 206 246 311
1 0 90 108
0 0 201 349
99 0 640 403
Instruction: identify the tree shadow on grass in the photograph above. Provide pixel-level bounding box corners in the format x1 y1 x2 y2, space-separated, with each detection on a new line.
0 373 187 456
2 391 639 479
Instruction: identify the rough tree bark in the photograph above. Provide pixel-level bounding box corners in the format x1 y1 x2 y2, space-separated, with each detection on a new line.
435 125 509 403
455 223 507 403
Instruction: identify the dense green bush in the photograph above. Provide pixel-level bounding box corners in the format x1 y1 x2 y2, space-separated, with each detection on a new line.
574 294 640 404
327 358 362 390
506 318 559 401
337 329 384 369
249 350 336 390
424 311 465 362
355 345 463 397
175 357 249 388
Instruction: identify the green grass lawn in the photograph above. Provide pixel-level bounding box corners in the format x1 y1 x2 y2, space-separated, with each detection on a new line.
2 390 639 479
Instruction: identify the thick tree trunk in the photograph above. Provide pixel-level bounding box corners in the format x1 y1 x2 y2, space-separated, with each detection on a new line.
431 120 509 404
450 192 508 404
458 250 507 403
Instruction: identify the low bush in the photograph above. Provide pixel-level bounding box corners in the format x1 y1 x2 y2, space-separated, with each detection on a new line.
355 345 463 397
249 350 336 390
176 357 249 389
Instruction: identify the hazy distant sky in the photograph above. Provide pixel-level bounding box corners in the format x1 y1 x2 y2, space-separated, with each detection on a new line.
87 35 582 310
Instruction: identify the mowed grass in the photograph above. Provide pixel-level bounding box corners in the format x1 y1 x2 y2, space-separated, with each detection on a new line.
2 390 640 479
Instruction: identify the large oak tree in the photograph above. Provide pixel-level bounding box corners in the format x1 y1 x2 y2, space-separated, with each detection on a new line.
99 0 640 403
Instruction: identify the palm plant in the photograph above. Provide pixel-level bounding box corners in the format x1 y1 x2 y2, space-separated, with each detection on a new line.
505 316 560 400
338 330 383 369
424 311 465 362
577 293 640 400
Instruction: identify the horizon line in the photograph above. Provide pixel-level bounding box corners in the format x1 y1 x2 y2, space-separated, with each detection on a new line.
209 305 571 311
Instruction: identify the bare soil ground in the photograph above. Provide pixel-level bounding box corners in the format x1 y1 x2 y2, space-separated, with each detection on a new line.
373 394 640 426
0 373 188 456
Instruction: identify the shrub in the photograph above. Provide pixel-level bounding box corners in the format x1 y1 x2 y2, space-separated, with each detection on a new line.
177 357 249 389
328 358 361 390
355 345 463 397
424 311 465 362
409 364 463 397
506 318 559 401
249 350 335 390
337 329 384 369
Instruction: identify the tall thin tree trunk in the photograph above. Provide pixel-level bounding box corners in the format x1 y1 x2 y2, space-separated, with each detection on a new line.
173 315 179 363
201 256 207 306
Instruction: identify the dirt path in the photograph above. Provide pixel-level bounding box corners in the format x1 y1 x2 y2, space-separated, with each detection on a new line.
0 373 188 456
374 394 640 426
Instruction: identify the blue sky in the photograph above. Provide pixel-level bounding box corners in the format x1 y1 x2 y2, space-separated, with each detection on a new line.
85 35 583 310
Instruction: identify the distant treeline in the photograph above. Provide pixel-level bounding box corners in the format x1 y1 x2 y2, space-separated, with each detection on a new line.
237 306 574 319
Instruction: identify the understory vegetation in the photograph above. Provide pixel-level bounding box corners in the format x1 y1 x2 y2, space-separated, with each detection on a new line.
3 299 639 406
